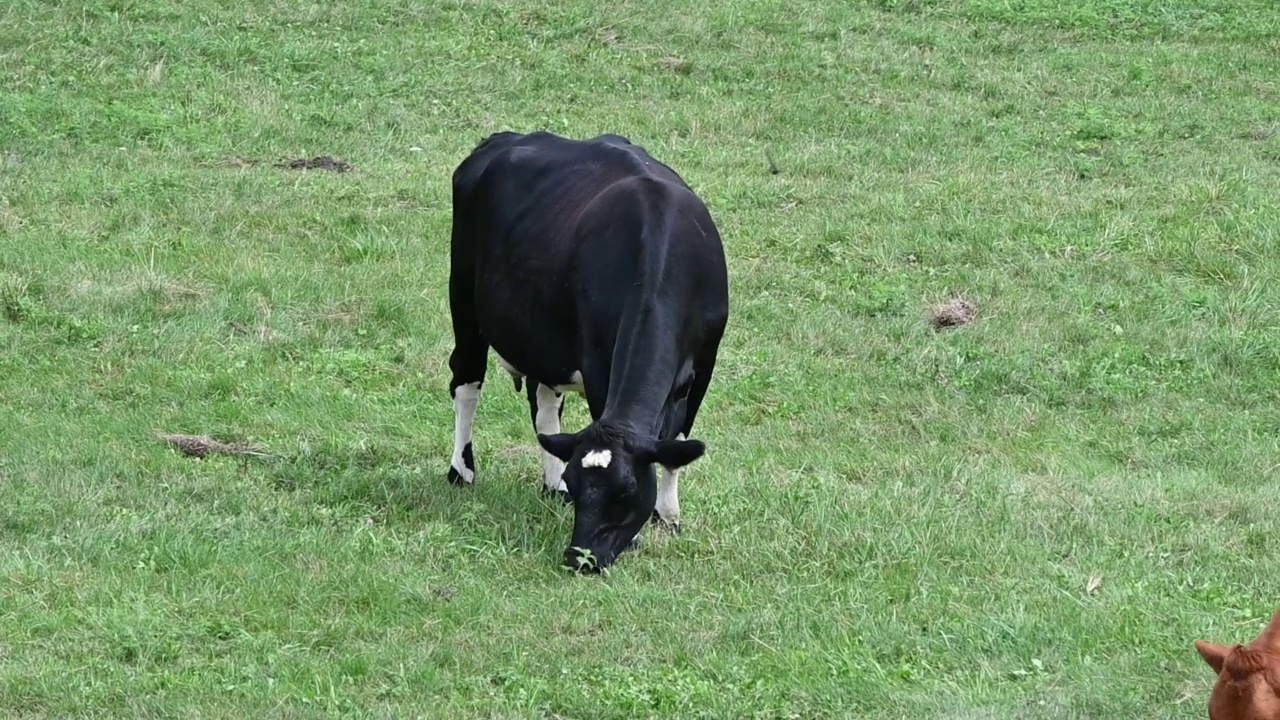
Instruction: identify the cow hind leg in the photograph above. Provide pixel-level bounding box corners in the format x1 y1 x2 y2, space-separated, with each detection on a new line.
447 370 485 485
448 383 483 485
446 328 488 486
529 382 571 503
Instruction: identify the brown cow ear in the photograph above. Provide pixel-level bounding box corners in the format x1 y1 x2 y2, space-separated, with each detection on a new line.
1257 610 1280 652
1196 641 1231 674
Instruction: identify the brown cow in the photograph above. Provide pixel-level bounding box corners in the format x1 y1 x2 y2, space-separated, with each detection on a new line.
1195 610 1280 720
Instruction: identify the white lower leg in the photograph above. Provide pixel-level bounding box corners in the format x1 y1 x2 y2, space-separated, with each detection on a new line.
655 433 685 526
534 384 567 493
449 382 481 483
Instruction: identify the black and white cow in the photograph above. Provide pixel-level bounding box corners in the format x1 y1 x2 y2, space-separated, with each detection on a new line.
445 131 729 572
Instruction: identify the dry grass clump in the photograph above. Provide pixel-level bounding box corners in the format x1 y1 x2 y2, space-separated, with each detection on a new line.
155 432 271 459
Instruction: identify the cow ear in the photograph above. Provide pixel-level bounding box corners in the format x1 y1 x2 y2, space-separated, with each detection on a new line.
537 432 579 462
1195 641 1231 674
644 438 706 470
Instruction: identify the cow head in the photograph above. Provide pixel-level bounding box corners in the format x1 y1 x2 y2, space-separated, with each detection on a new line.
1195 610 1280 720
537 424 705 573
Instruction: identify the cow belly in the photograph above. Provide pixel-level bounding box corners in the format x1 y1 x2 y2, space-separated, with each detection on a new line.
555 371 585 394
493 351 585 395
494 353 525 385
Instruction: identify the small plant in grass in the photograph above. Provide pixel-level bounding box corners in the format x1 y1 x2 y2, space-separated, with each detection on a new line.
0 273 34 323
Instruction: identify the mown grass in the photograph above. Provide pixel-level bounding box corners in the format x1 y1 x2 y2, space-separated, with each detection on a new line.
3 0 1280 717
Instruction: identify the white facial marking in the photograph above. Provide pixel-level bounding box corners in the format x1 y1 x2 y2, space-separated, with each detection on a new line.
553 371 585 395
449 382 481 483
534 383 567 493
655 433 685 526
582 449 612 468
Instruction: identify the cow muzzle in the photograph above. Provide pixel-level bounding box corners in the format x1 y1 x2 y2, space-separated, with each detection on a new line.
563 545 615 574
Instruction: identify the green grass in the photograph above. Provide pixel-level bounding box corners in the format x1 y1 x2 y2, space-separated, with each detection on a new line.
3 0 1280 716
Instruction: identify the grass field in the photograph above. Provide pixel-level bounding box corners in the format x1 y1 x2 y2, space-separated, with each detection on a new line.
3 0 1280 717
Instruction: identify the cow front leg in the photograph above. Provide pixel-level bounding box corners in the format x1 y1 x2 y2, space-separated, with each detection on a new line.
531 383 570 502
652 433 686 533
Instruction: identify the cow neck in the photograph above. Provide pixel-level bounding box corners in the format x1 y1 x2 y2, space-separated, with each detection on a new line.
598 320 677 438
598 223 678 439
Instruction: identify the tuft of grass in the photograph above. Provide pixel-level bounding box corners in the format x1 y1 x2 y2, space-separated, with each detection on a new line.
3 0 1280 717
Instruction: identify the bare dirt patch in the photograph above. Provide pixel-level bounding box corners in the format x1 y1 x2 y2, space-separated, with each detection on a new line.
928 298 977 330
274 156 353 173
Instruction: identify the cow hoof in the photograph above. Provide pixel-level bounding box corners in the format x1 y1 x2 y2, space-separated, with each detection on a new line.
446 466 473 486
627 534 642 552
649 510 681 535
